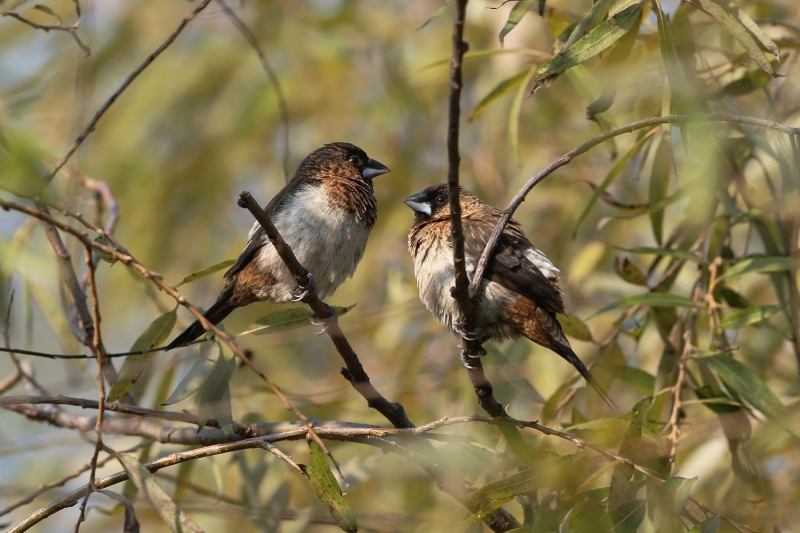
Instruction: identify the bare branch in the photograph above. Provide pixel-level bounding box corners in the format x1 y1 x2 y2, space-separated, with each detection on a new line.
2 1 90 56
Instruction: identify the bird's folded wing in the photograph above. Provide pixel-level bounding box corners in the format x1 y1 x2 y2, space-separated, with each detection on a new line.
462 217 564 315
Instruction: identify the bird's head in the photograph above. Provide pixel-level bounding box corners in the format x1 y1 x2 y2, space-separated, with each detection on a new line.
404 183 479 224
299 142 391 183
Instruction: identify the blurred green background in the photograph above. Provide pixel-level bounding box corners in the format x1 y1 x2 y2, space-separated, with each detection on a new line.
1 0 800 531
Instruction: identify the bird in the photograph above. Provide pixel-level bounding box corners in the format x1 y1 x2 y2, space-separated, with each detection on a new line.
166 142 390 350
404 183 611 404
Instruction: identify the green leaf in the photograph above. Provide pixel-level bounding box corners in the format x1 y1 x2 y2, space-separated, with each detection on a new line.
239 305 355 336
662 476 696 513
705 356 791 427
721 256 800 280
469 70 530 121
607 365 655 395
607 499 646 533
609 245 706 263
197 346 236 432
113 451 204 533
302 442 357 532
614 256 648 286
590 293 697 319
557 313 593 342
720 305 781 330
648 137 672 245
693 0 778 77
162 348 216 406
467 456 571 501
508 65 537 164
108 308 177 402
689 516 721 533
175 259 236 287
535 4 643 83
405 48 549 78
499 0 536 46
561 0 618 52
719 286 751 308
418 0 453 29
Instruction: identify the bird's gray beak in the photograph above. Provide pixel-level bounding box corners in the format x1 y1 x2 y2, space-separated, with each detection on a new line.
403 191 431 216
361 158 391 180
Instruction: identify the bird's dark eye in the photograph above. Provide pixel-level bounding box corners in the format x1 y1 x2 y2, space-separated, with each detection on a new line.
436 194 448 204
348 155 361 166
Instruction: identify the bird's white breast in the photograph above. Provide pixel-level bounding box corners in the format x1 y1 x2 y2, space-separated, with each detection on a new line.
252 184 371 302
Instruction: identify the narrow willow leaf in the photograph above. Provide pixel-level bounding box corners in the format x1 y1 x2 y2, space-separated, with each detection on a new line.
239 304 355 336
721 256 800 279
535 4 643 83
114 452 204 533
587 8 641 117
197 347 235 431
574 129 656 235
309 441 341 496
607 365 655 395
418 0 453 30
689 516 721 533
499 0 536 46
607 499 647 533
175 259 236 287
590 292 697 319
162 347 216 406
720 305 781 330
705 356 791 428
721 63 774 96
719 286 750 308
693 0 777 76
302 447 357 532
561 0 618 52
649 137 672 245
609 398 648 511
467 456 571 501
608 245 706 263
469 70 529 121
614 256 648 286
508 65 537 164
557 313 593 342
662 476 696 513
97 489 140 533
404 48 550 78
108 308 177 402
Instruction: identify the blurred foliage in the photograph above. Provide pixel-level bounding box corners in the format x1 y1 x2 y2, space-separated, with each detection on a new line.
1 0 800 532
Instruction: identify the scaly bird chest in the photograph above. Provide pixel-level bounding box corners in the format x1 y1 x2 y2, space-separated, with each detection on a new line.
257 185 372 301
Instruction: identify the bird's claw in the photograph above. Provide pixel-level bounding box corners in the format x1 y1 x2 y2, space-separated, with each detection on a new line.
290 274 316 302
309 304 338 335
458 346 486 370
454 323 482 342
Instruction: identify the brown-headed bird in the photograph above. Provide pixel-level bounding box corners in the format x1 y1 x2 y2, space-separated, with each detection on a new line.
404 183 610 403
166 142 390 350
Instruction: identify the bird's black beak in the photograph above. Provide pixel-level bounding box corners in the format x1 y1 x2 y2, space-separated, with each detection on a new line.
361 158 391 180
403 191 431 216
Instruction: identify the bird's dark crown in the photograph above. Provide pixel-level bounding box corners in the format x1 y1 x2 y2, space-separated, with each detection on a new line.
404 183 479 224
296 142 390 183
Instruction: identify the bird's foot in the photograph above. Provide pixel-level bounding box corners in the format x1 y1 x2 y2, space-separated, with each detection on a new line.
458 345 487 370
290 274 316 302
454 322 482 342
309 303 338 335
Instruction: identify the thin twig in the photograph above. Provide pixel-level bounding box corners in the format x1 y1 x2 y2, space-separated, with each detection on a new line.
3 0 90 56
216 0 290 181
0 338 208 360
469 113 800 298
44 0 214 183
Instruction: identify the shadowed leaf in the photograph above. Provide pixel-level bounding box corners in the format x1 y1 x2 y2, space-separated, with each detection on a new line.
648 137 672 245
162 345 215 406
197 345 235 432
607 366 655 395
97 489 140 533
108 308 177 402
499 0 536 46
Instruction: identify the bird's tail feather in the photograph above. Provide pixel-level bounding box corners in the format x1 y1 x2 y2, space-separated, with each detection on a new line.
165 291 237 350
551 339 616 409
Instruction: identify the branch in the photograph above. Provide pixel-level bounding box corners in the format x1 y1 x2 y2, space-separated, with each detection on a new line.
469 113 800 297
44 0 214 183
216 0 291 181
3 0 90 56
237 192 413 429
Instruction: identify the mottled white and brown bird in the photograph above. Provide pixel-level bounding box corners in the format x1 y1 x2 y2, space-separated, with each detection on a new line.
404 183 610 402
167 142 390 349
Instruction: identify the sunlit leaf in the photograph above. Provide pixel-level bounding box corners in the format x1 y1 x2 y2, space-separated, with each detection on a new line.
405 49 550 77
590 292 697 318
614 256 648 286
508 65 537 164
662 476 696 513
108 308 178 402
113 451 204 533
721 256 800 279
418 0 453 30
535 4 643 84
302 441 357 532
239 304 354 336
467 456 571 501
469 70 529 121
561 0 618 52
607 365 655 395
693 0 778 76
557 313 593 342
720 305 781 330
499 0 536 46
648 137 672 245
175 259 236 287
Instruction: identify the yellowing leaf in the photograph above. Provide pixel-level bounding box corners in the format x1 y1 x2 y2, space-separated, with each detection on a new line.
175 259 236 287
